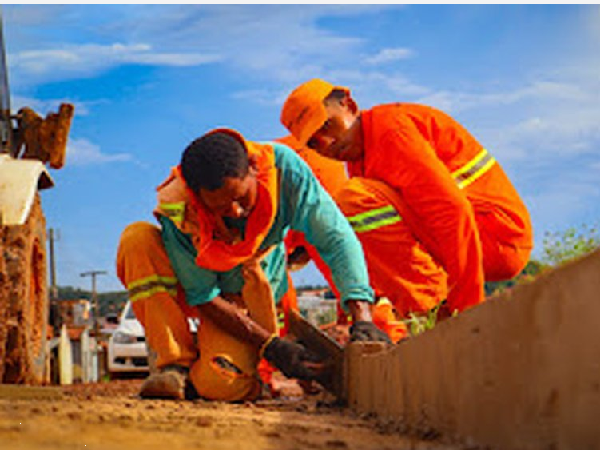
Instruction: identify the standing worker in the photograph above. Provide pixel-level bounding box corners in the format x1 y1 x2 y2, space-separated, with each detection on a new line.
280 79 533 319
116 128 390 402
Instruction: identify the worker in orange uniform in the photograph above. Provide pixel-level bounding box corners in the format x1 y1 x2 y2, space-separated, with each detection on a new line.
280 79 533 319
116 128 390 402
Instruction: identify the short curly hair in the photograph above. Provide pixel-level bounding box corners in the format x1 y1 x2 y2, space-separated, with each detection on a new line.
181 131 249 192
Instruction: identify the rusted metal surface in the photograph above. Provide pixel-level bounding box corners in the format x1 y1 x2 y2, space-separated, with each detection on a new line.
2 194 48 384
0 229 8 381
16 103 75 169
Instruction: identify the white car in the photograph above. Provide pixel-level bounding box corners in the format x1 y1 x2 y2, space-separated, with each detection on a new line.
107 301 150 377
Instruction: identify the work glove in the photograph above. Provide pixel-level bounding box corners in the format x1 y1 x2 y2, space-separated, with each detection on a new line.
349 321 392 344
261 336 324 381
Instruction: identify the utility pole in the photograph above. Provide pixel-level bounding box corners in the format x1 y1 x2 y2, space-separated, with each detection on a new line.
48 228 58 300
80 270 107 337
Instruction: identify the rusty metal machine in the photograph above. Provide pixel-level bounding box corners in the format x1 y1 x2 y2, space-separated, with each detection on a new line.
0 13 74 384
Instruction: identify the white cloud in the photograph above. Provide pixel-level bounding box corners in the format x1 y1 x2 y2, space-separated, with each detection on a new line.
525 172 600 234
3 5 397 88
585 5 600 40
409 71 600 166
232 69 430 108
319 70 430 105
415 80 590 115
2 5 69 26
365 48 414 65
154 6 367 79
67 138 133 166
4 5 406 92
9 43 221 84
503 113 599 155
231 89 283 107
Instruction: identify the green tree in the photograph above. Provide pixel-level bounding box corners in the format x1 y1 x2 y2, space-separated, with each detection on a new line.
542 224 600 266
56 286 128 316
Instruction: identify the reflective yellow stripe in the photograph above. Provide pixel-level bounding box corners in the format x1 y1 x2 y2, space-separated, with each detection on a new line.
277 311 285 329
348 205 395 223
130 285 178 303
451 148 496 189
160 201 185 224
127 274 178 291
348 205 402 233
127 275 178 302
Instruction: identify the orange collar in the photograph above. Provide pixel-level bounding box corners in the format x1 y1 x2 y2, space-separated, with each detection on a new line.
178 138 277 272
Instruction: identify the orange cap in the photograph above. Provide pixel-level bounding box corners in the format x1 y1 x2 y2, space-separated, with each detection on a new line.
280 78 349 146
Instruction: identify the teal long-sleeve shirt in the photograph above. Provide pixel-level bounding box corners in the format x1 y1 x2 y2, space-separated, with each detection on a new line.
160 142 374 311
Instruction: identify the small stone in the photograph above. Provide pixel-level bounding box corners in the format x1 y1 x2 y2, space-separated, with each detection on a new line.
325 439 348 448
66 412 81 421
195 416 213 427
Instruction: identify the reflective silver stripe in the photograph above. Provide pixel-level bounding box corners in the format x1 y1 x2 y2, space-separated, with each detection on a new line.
348 205 402 233
452 148 496 189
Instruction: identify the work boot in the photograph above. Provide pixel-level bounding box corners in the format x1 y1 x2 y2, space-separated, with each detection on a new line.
139 364 189 400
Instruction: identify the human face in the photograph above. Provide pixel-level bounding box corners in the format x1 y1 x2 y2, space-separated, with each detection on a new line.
306 97 363 161
199 170 258 219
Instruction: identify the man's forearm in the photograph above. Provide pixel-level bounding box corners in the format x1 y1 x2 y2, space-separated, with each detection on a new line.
197 296 272 348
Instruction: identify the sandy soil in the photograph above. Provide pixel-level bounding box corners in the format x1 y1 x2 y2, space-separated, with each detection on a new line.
0 379 469 450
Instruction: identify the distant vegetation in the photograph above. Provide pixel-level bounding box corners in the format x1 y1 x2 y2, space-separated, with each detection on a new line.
54 224 599 322
55 286 128 316
484 260 544 296
55 285 331 318
541 224 599 267
485 223 599 297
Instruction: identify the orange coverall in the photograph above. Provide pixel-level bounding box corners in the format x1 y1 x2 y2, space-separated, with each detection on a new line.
338 104 533 315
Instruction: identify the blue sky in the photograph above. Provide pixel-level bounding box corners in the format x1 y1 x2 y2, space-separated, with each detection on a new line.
3 5 599 292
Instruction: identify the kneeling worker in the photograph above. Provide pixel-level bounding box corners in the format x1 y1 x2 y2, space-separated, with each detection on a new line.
281 79 533 319
116 128 390 402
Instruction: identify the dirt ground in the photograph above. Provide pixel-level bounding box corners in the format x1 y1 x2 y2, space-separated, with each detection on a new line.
0 379 469 450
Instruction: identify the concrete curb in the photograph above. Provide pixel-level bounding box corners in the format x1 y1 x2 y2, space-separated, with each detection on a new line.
346 249 600 450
